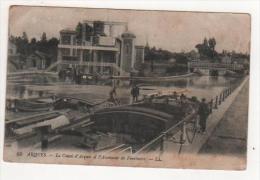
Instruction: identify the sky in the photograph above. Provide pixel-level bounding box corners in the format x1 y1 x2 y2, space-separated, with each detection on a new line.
9 6 251 53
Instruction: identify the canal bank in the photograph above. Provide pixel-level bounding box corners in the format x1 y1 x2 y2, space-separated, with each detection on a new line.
199 79 248 156
163 76 249 155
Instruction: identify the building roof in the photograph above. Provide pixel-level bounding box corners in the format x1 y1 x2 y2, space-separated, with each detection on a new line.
135 45 145 48
60 28 76 34
121 31 136 38
28 51 50 60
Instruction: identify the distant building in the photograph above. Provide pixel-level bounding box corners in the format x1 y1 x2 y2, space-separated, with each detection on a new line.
134 45 145 70
231 57 248 65
7 41 23 72
187 50 200 61
25 51 49 70
56 21 144 76
8 41 17 56
221 54 232 64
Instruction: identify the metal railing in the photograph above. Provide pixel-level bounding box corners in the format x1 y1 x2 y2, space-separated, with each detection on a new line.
134 78 244 155
59 61 128 75
208 78 243 111
134 111 198 155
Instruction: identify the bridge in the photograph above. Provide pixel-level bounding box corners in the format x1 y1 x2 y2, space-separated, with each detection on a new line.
187 61 244 73
7 70 58 78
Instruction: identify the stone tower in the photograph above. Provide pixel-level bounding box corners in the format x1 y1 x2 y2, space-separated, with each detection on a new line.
121 31 136 73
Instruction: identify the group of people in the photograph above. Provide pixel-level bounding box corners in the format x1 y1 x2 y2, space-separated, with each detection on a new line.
108 84 140 105
173 92 210 134
58 67 83 84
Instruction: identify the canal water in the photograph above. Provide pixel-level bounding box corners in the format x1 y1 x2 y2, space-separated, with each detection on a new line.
5 74 242 104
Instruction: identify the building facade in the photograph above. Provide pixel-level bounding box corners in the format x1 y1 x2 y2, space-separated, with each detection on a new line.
56 21 144 76
25 51 48 70
7 41 23 72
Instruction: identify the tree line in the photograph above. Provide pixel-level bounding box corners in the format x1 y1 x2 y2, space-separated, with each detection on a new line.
144 37 218 63
145 37 249 64
144 46 189 64
9 32 59 66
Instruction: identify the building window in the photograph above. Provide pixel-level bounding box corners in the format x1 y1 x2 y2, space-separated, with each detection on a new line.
126 44 130 54
72 49 76 56
83 50 91 62
76 49 81 57
61 35 71 45
61 48 70 56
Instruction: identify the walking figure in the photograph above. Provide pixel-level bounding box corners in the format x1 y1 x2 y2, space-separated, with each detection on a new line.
198 98 210 134
172 91 178 100
131 84 140 103
180 93 187 104
109 86 119 105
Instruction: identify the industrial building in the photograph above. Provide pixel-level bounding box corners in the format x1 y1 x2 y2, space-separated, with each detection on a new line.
56 21 145 76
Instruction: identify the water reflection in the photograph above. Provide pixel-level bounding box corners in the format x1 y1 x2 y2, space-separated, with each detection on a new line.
135 75 241 100
6 74 241 101
135 76 237 89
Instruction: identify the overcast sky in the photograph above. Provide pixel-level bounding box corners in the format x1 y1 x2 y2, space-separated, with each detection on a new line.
9 6 251 53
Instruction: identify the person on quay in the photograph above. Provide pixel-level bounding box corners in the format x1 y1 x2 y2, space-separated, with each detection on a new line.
198 98 210 134
172 91 178 100
131 84 140 103
109 86 119 105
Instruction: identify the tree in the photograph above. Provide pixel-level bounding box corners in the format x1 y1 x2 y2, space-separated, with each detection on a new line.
208 38 216 51
14 32 29 55
39 32 48 53
29 38 37 54
41 32 47 42
75 22 83 41
144 44 151 60
47 37 59 63
203 38 208 47
174 53 189 65
195 37 218 60
22 32 29 43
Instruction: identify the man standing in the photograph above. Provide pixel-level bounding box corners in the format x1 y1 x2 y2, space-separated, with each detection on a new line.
109 86 118 105
131 84 140 103
198 98 210 134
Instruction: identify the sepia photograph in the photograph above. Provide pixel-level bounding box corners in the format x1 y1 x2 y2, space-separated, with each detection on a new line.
3 5 251 170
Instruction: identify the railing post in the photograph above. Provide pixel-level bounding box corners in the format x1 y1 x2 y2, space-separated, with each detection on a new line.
214 96 218 109
218 93 222 105
159 137 164 154
180 122 187 144
226 89 229 98
209 99 213 114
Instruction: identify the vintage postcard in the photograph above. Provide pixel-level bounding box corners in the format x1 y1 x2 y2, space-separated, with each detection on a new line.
4 6 250 170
